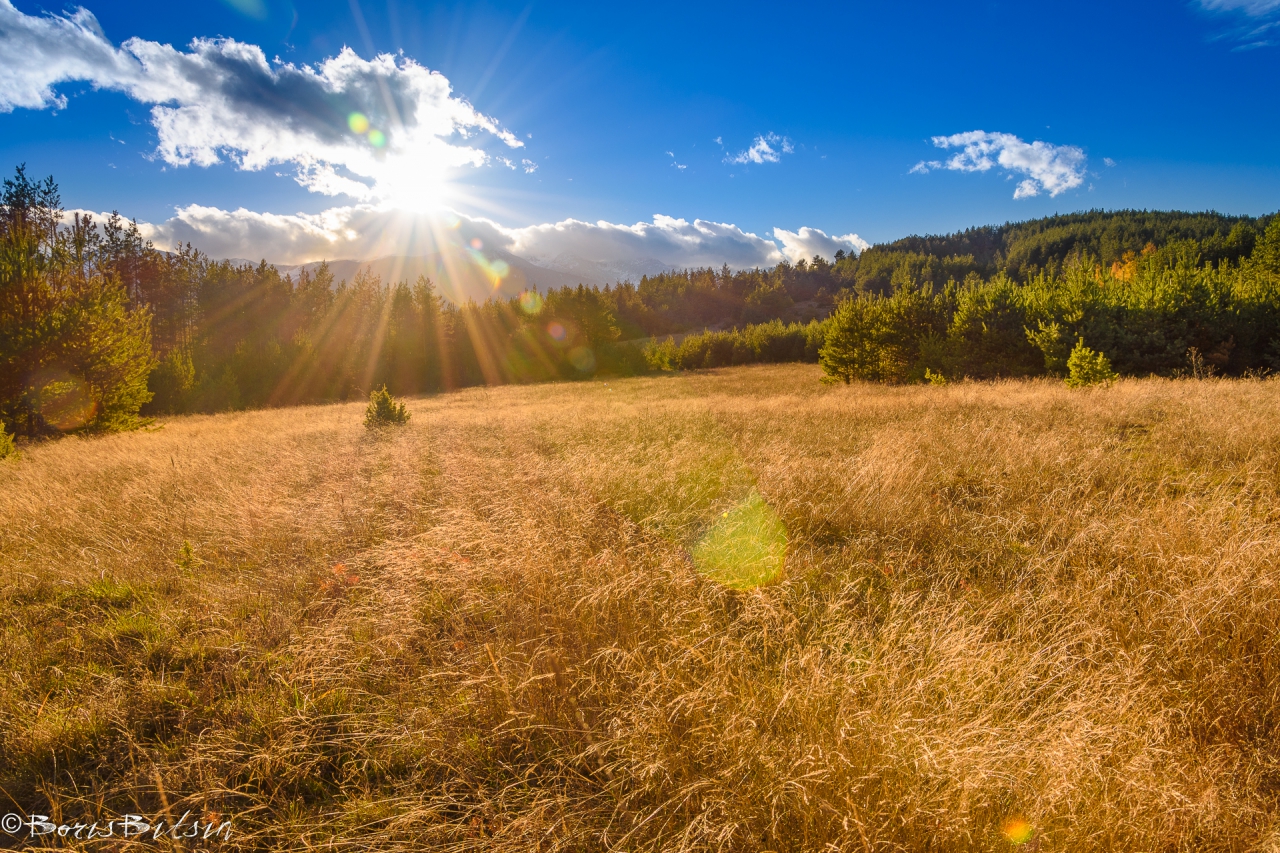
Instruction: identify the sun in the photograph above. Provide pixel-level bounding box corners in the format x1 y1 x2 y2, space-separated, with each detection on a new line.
376 159 453 213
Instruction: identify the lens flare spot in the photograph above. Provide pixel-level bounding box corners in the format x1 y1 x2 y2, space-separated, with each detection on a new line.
443 214 461 229
347 112 370 134
491 259 510 279
519 290 544 314
33 370 96 431
546 321 567 342
1001 818 1034 845
222 0 267 19
692 491 787 589
367 128 387 148
568 346 596 373
470 238 483 250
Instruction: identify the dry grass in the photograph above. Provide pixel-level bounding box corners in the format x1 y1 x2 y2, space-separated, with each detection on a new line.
3 364 1280 851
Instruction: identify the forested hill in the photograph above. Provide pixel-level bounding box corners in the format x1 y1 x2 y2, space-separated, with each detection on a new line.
841 209 1277 294
3 161 1279 435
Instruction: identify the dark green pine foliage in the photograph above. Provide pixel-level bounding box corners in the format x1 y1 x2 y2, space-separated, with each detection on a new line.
0 166 154 436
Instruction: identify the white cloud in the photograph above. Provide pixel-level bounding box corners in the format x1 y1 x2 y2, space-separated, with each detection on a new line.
725 133 793 165
521 159 538 174
508 215 785 269
911 130 1086 199
1199 0 1280 14
0 0 522 205
1196 0 1280 47
772 227 868 264
117 203 872 273
1103 157 1117 167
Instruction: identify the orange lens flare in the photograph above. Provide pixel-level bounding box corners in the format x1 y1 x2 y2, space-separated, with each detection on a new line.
1001 817 1034 845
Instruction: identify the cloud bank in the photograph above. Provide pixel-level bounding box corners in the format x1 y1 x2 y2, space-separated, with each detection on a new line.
0 0 521 203
117 204 865 271
772 227 869 264
911 131 1087 199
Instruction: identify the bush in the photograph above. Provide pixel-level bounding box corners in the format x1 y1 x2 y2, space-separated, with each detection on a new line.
0 421 16 459
645 320 825 372
364 385 410 429
1065 338 1119 388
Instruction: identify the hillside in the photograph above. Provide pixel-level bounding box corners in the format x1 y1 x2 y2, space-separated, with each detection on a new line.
841 208 1277 294
271 251 590 303
5 164 1279 435
4 365 1280 850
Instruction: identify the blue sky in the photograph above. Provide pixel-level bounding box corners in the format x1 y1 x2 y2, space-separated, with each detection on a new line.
0 0 1277 269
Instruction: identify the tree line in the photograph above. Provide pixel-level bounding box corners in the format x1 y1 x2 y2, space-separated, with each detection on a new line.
2 163 1278 439
657 219 1280 384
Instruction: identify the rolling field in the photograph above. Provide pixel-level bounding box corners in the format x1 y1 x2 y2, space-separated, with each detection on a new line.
3 364 1280 851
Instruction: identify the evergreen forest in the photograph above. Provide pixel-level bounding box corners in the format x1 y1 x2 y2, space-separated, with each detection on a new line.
3 164 1279 437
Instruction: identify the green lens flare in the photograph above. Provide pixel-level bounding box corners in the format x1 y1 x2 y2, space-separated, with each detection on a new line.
568 345 595 373
519 291 544 314
367 129 387 147
347 112 370 134
692 491 787 589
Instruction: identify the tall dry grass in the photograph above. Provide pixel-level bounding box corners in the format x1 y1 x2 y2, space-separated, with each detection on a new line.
3 364 1280 851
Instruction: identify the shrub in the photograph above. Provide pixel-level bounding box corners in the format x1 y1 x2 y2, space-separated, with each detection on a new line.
1065 338 1119 388
364 385 410 429
0 421 16 459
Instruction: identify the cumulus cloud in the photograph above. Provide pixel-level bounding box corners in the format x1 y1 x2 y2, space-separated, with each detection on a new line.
725 133 793 165
911 131 1086 199
508 214 787 269
124 202 783 266
0 0 522 203
772 227 868 264
119 203 869 271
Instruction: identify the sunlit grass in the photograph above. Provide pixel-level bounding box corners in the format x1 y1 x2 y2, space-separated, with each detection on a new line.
692 491 787 589
3 364 1280 851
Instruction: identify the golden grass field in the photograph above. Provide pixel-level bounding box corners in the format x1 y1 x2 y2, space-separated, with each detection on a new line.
4 364 1280 851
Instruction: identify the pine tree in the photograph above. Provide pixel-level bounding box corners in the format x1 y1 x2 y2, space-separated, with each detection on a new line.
0 166 155 434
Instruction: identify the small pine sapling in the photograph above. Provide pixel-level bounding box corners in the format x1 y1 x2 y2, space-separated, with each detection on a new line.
0 422 16 460
1065 338 1119 388
365 385 411 429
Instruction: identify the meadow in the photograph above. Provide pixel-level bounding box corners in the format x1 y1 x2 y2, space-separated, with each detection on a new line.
3 364 1280 851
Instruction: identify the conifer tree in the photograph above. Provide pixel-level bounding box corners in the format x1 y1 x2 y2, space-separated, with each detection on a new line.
0 166 154 434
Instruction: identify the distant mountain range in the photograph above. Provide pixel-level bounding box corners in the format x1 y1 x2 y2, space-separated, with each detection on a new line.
220 248 674 304
526 253 674 286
